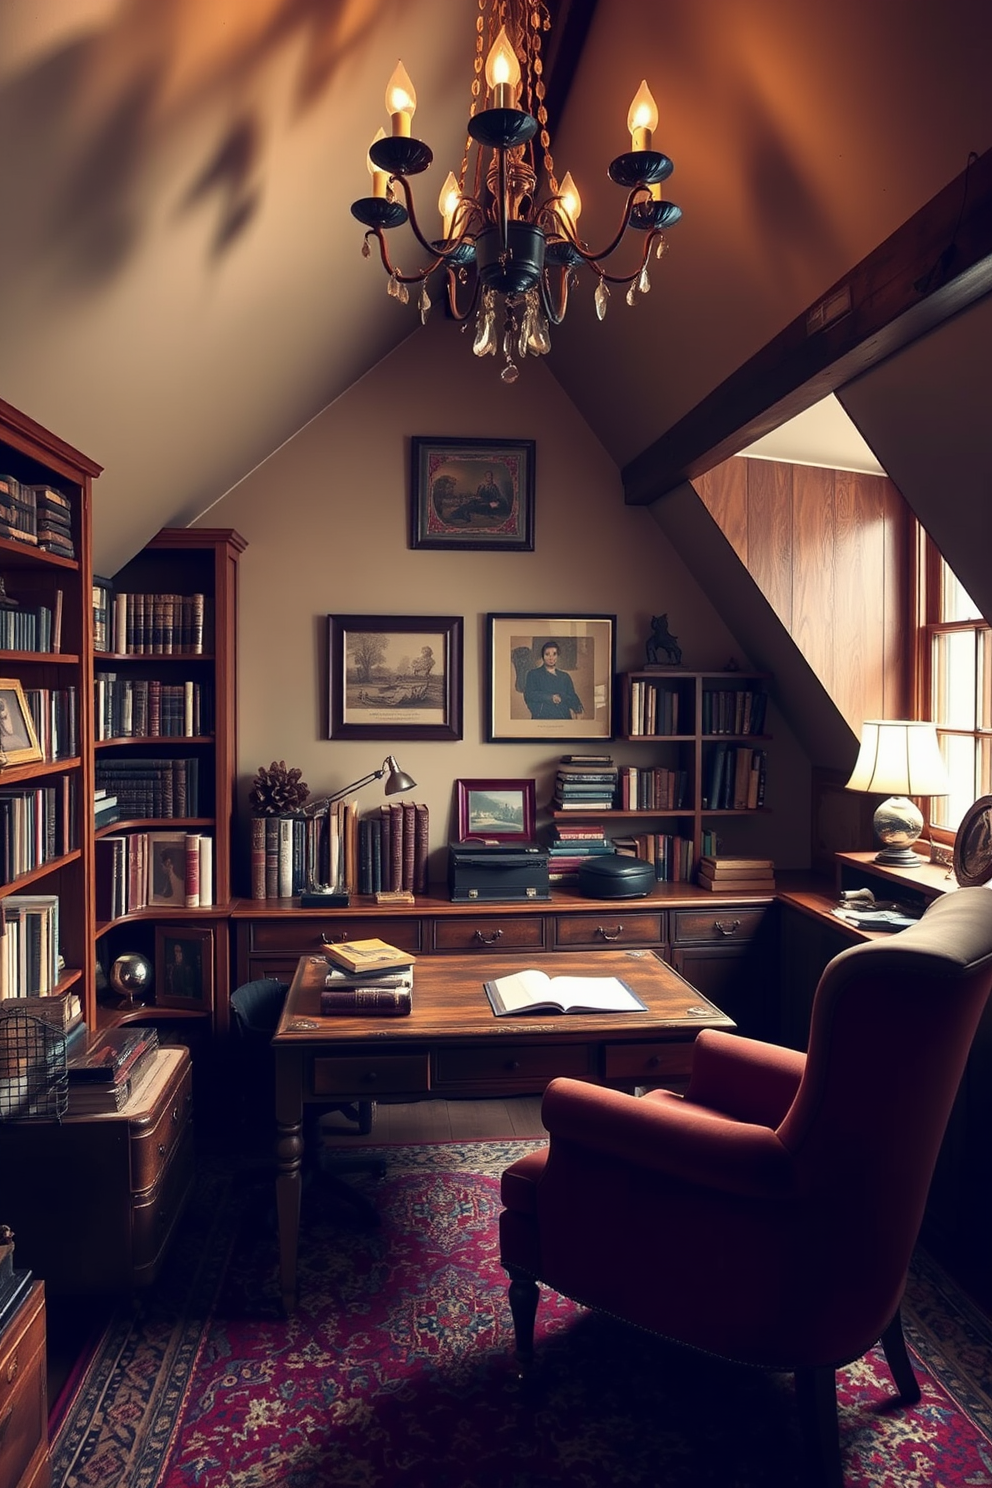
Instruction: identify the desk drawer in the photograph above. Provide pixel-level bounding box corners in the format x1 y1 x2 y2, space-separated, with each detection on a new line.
131 1120 195 1285
0 1286 47 1488
311 1052 429 1097
672 908 767 944
431 915 545 953
130 1058 193 1194
604 1041 695 1082
249 917 422 956
551 912 665 950
434 1041 592 1087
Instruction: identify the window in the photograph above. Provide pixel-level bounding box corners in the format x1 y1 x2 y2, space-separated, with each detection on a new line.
919 533 991 836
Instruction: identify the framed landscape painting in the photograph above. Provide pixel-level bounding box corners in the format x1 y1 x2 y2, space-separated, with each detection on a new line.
456 778 537 843
486 614 615 743
328 614 463 741
410 436 535 551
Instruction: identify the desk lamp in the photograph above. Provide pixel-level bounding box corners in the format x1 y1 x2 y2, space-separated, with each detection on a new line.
845 721 949 866
303 755 416 902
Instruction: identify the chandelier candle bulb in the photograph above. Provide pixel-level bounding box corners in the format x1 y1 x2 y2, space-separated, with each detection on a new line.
367 129 389 197
486 26 521 110
556 172 582 234
438 172 461 239
628 80 658 152
385 60 416 136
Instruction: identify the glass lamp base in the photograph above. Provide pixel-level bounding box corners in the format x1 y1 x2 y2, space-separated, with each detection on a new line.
872 795 925 866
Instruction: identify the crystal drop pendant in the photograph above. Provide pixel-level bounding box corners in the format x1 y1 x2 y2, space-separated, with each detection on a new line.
361 240 370 259
397 279 409 304
625 283 637 306
638 264 651 295
387 272 400 299
473 293 497 357
501 358 520 384
594 279 610 321
419 284 431 324
655 235 670 260
527 306 552 356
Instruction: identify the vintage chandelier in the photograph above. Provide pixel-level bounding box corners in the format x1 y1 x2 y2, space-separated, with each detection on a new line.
350 0 682 384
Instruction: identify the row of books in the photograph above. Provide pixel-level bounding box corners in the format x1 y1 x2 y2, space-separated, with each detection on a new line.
553 755 618 812
0 476 76 558
0 894 60 997
697 855 775 893
703 745 767 811
614 833 697 883
0 779 77 885
92 581 212 656
702 688 767 736
357 802 430 895
619 764 689 811
94 674 214 741
626 682 684 737
0 591 63 653
95 830 213 920
25 686 78 761
545 823 614 884
94 757 201 819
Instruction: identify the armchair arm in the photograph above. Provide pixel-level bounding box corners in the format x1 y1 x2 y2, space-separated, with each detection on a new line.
541 1077 794 1199
685 1029 805 1127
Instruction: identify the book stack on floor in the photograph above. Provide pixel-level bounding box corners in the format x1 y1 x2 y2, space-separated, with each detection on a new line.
64 1025 160 1113
320 939 414 1017
552 755 618 812
545 823 613 885
697 856 775 893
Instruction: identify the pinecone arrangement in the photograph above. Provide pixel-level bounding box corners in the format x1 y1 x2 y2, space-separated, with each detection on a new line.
249 760 310 816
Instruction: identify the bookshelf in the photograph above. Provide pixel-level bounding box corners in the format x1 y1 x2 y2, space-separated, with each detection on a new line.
550 668 772 877
93 529 245 1035
0 397 99 1022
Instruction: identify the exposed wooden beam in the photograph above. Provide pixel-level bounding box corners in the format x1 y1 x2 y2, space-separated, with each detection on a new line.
623 147 992 505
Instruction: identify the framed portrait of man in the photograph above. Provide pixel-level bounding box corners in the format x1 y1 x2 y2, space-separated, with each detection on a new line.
486 614 615 742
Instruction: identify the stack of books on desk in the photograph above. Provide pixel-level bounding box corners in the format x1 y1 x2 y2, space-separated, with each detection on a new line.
65 1026 160 1113
552 756 618 811
697 856 775 893
321 939 414 1016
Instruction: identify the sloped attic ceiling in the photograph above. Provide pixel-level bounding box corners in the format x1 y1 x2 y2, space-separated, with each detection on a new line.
0 0 989 576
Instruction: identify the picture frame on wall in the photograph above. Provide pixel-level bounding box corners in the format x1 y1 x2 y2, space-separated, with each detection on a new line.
328 614 464 741
486 613 616 743
0 678 43 766
410 436 535 551
155 924 213 1010
456 778 537 843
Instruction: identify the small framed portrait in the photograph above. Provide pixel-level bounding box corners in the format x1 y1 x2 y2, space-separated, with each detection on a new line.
328 614 463 741
155 925 213 1010
486 614 616 743
0 678 43 766
410 436 535 551
456 778 537 844
148 832 189 907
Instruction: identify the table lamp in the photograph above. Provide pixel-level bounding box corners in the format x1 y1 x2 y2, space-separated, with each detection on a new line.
302 754 416 901
845 720 949 866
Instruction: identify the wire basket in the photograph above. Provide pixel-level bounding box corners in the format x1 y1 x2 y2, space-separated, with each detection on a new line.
0 1008 68 1120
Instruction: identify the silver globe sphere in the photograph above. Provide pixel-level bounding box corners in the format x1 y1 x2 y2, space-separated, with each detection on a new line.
110 952 153 1008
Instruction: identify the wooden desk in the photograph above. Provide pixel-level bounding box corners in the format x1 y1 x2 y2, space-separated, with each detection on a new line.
272 949 735 1310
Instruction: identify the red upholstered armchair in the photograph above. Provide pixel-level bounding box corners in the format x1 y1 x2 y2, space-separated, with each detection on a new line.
499 886 992 1488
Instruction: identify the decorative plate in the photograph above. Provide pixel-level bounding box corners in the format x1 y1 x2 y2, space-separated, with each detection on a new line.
953 794 992 887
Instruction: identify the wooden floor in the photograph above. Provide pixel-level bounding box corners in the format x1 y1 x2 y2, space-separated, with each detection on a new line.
318 1094 547 1145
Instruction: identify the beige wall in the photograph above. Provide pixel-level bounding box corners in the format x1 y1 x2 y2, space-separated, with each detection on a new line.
205 316 810 882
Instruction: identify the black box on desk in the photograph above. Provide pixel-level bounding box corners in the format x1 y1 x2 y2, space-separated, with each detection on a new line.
448 843 550 902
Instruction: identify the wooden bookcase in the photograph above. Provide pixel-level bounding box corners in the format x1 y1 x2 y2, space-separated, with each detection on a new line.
550 668 772 873
93 529 245 1037
0 397 99 1025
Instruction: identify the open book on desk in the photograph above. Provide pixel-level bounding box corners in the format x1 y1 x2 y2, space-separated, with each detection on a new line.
484 968 648 1018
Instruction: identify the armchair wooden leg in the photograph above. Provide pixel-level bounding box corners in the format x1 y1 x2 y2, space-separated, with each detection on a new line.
505 1266 540 1367
880 1308 921 1404
795 1366 844 1488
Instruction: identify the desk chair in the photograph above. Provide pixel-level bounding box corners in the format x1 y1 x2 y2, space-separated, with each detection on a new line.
499 886 992 1488
230 977 384 1227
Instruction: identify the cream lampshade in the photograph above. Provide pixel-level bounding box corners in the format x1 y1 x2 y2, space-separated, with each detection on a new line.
845 720 949 865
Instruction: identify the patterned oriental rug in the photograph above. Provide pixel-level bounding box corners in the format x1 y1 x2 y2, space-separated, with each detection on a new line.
50 1140 992 1488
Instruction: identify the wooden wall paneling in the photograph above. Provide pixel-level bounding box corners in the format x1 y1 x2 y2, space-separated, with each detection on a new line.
834 467 886 731
791 465 837 707
693 460 749 565
745 459 794 630
881 475 913 719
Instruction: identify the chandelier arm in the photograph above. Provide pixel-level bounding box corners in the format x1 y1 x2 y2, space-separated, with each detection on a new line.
538 268 570 326
546 186 654 268
589 229 664 286
444 267 483 323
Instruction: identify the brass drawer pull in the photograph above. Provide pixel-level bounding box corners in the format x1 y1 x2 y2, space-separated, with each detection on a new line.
596 924 623 942
320 932 348 946
171 1106 180 1123
473 928 503 945
714 919 742 937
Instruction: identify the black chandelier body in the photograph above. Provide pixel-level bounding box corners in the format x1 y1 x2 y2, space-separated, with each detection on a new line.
350 3 682 383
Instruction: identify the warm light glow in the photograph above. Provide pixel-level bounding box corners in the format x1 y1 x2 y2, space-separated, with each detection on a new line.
557 172 582 233
485 25 521 109
438 172 461 239
367 128 389 197
627 80 658 151
845 721 950 797
385 60 416 136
